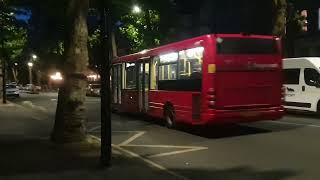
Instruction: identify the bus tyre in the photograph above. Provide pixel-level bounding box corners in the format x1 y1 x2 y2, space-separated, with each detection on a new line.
164 108 176 129
317 102 320 116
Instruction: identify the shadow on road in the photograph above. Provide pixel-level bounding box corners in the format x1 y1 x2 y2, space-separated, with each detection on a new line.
286 111 319 119
176 124 272 139
0 135 298 180
172 167 298 180
112 113 300 139
0 136 100 176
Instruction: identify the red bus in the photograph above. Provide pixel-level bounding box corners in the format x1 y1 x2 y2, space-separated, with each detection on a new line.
111 34 285 128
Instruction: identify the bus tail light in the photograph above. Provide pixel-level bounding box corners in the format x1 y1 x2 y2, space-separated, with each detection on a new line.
207 88 216 109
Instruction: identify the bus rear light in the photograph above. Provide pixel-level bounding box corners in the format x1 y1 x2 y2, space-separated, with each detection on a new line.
207 89 216 108
207 88 215 95
209 101 216 106
207 95 216 100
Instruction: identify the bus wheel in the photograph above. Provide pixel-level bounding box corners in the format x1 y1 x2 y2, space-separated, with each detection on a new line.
317 101 320 116
164 108 176 129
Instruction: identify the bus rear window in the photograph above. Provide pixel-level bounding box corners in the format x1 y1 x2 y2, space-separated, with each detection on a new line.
217 38 278 54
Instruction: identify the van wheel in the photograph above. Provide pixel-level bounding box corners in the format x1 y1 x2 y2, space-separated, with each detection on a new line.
164 107 176 129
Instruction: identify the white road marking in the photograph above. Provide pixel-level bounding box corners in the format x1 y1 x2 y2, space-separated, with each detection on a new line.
112 149 122 155
91 134 189 180
90 130 210 180
118 131 146 146
269 121 320 128
148 147 208 158
88 125 101 132
117 131 208 159
87 122 101 125
112 144 189 180
113 130 145 133
85 99 101 103
122 144 207 149
32 116 42 121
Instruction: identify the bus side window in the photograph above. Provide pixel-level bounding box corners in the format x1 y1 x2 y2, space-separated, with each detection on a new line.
150 57 159 90
125 63 137 89
178 47 204 80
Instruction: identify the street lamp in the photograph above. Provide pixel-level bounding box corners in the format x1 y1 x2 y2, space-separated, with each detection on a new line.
50 72 63 81
132 5 141 14
132 4 153 47
32 54 37 60
28 62 33 85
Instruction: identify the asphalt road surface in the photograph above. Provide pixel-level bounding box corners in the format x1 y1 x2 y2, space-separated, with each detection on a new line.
11 92 320 180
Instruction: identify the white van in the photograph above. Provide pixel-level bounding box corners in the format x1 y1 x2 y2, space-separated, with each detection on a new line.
283 57 320 114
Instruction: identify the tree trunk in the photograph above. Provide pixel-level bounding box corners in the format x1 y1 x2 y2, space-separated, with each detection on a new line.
272 0 287 37
51 0 89 143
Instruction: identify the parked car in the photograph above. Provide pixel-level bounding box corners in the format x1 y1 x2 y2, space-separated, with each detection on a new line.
24 84 33 91
24 84 40 94
5 84 20 98
86 84 101 96
283 57 320 114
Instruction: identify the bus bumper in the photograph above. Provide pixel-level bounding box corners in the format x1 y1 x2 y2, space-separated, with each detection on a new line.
200 107 285 125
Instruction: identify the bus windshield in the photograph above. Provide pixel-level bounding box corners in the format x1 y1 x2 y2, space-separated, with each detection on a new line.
217 38 278 54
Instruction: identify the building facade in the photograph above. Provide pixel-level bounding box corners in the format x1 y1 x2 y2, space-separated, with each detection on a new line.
294 8 320 57
173 0 274 40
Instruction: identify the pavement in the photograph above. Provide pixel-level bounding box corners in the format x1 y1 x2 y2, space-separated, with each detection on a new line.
0 99 181 180
1 92 320 179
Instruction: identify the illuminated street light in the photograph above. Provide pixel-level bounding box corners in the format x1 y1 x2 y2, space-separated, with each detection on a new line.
27 62 33 67
14 63 18 66
87 74 100 81
50 72 63 81
27 62 33 85
32 54 37 60
132 5 141 14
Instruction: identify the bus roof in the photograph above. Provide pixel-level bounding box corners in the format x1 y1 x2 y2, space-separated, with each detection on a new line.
114 34 278 63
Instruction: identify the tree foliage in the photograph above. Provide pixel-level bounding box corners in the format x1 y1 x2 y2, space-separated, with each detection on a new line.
272 0 287 37
3 26 27 62
119 10 161 52
0 0 27 64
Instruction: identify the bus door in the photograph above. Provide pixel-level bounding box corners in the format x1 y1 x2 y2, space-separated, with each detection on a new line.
112 64 122 107
138 57 151 113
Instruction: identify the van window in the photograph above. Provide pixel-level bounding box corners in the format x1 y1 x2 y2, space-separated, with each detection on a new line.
304 68 320 86
284 69 300 85
217 38 278 54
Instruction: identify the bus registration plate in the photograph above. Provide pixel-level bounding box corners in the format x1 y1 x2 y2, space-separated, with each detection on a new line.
240 111 260 117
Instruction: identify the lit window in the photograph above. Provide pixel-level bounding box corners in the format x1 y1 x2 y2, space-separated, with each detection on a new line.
125 63 136 89
159 52 178 63
179 47 204 80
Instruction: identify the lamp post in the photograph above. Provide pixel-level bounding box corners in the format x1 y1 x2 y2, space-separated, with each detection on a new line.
12 63 18 83
100 0 113 167
28 62 33 85
132 5 141 14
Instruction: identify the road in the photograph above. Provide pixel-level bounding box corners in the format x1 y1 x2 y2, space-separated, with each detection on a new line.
11 92 320 180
